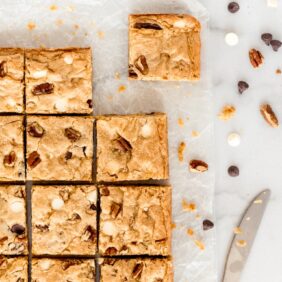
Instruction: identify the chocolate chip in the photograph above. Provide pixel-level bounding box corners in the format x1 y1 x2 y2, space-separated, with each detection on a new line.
87 99 93 108
69 213 81 221
10 224 25 235
261 33 273 46
0 61 7 78
228 165 239 177
64 127 81 142
3 151 16 167
82 146 87 157
132 263 144 279
90 204 97 210
228 2 240 13
110 202 122 218
128 68 138 79
105 247 118 256
134 22 162 30
270 40 282 52
65 151 72 160
27 151 41 168
27 121 45 138
238 81 249 94
82 225 96 241
203 219 214 231
32 82 54 95
134 55 149 75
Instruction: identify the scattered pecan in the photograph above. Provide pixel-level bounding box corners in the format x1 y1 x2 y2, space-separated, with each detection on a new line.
134 22 162 30
260 104 279 128
101 187 110 196
32 82 54 95
10 224 25 236
35 224 49 232
82 225 96 241
104 247 118 256
203 219 214 231
128 67 138 79
65 151 72 160
110 202 122 218
132 263 144 279
249 49 264 68
134 55 149 75
3 151 16 167
113 136 132 153
0 61 7 78
64 127 81 142
27 151 41 168
27 121 45 138
189 160 208 173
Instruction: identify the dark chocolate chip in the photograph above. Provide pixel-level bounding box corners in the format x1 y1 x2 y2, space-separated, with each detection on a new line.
228 165 239 177
228 2 240 13
11 224 25 235
87 99 93 108
65 151 72 160
261 33 273 46
270 40 282 52
32 82 54 95
203 219 214 231
90 203 97 210
238 81 249 94
3 151 16 167
134 22 162 30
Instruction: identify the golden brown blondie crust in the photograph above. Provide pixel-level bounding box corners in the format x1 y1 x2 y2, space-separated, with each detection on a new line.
0 256 28 281
129 14 201 81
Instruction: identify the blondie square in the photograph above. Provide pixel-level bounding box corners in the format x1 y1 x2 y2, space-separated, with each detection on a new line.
129 14 201 81
0 116 25 181
26 116 94 181
0 256 28 282
0 48 24 113
100 258 173 282
32 185 97 255
32 258 95 282
25 48 93 114
99 185 172 256
0 185 27 255
96 113 168 182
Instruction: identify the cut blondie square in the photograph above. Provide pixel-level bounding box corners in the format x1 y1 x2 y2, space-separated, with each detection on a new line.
26 116 94 181
129 14 201 81
96 113 168 182
0 48 24 113
0 116 25 181
0 185 27 255
25 48 93 114
0 256 28 282
99 185 172 256
32 185 97 255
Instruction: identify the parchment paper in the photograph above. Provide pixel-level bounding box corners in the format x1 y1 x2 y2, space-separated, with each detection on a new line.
0 0 216 281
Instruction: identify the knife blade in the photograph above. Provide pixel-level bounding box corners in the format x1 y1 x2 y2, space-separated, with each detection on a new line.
222 189 271 282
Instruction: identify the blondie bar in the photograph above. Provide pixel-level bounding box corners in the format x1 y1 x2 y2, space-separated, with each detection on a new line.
0 256 28 282
96 113 168 182
25 48 93 114
26 116 94 181
99 185 171 256
129 14 201 81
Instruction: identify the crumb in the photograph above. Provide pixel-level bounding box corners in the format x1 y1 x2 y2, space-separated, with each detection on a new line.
218 105 236 121
27 22 36 30
178 142 186 162
233 227 242 235
73 24 79 30
187 228 194 236
84 32 88 37
276 69 281 74
171 223 177 229
195 214 201 220
182 199 196 212
194 239 205 250
107 95 113 101
118 85 126 93
178 118 184 127
55 19 64 26
49 4 58 11
254 199 263 204
66 5 75 12
236 240 247 248
191 130 199 137
97 31 105 39
115 72 121 80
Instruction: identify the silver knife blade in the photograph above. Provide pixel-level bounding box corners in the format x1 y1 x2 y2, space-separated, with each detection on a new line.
222 189 271 282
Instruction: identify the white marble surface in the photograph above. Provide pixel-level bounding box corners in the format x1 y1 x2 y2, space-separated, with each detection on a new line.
199 0 282 281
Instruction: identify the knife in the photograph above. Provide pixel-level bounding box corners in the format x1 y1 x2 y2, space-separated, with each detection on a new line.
222 189 271 282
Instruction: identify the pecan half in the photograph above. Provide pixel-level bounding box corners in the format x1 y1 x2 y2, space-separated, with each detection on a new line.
64 127 81 142
249 49 264 68
134 22 162 30
10 224 25 236
110 202 122 218
134 55 149 75
132 263 144 279
27 151 41 168
113 136 132 153
82 225 96 241
32 82 54 95
0 61 7 78
189 160 208 173
27 121 45 138
104 247 118 256
3 151 16 167
260 104 279 128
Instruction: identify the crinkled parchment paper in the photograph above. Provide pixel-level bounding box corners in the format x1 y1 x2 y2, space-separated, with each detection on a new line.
0 0 216 281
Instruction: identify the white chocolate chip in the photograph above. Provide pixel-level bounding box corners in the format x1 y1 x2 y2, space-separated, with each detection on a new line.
102 221 118 236
32 70 47 79
39 260 51 271
227 132 241 147
54 98 67 112
225 32 239 46
51 198 64 210
267 0 278 7
174 20 186 28
140 123 152 138
64 54 73 64
10 201 24 213
87 191 97 203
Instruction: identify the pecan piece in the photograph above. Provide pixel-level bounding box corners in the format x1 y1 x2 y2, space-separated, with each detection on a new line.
134 55 149 75
260 104 279 128
249 49 264 68
132 263 144 279
110 202 122 218
0 236 8 245
10 224 25 236
104 247 118 256
3 151 16 167
113 136 132 153
0 61 7 78
27 151 41 168
64 127 81 142
27 121 45 137
82 225 96 241
189 160 208 173
134 22 162 30
32 82 54 95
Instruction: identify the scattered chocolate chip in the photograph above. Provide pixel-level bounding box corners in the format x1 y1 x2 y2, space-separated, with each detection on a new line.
134 55 149 75
203 219 214 231
132 263 144 279
0 61 7 78
228 2 240 13
228 165 240 177
110 202 122 218
270 40 282 52
261 33 273 46
260 103 279 128
105 247 118 256
3 151 16 167
65 151 72 160
249 49 264 68
82 225 96 241
27 121 45 138
27 151 41 168
35 224 49 232
101 187 110 196
32 82 54 95
189 160 208 173
87 99 93 108
64 127 81 142
113 136 132 153
128 68 138 79
10 224 25 235
238 81 249 94
134 22 162 30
